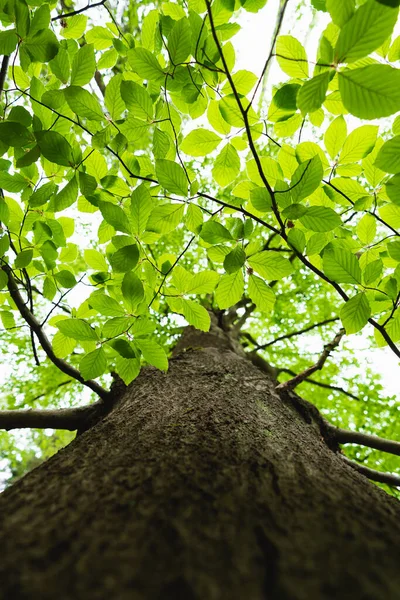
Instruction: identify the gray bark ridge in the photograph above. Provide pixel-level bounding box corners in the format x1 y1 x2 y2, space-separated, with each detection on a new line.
0 327 399 600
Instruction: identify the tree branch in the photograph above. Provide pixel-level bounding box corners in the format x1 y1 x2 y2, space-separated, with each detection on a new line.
276 368 360 401
52 0 106 21
341 455 400 488
2 263 110 401
0 404 100 431
276 328 345 392
256 317 339 350
0 55 9 99
329 426 400 457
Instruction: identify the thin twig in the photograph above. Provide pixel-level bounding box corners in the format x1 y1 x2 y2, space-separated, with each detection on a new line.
276 368 360 401
276 328 345 392
52 0 106 21
256 317 339 350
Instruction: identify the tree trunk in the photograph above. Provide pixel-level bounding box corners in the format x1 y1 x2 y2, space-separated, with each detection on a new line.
1 325 400 600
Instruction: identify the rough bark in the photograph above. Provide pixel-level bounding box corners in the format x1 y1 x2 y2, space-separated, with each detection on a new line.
0 325 400 600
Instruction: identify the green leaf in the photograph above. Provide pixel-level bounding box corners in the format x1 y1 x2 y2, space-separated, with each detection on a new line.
200 221 233 244
364 259 383 285
102 317 135 338
356 214 376 244
387 241 400 261
14 249 33 269
326 0 355 27
339 125 377 164
276 35 308 78
248 274 275 313
181 299 211 332
88 292 125 316
323 247 361 283
375 136 400 173
300 206 341 232
70 44 96 86
15 0 30 38
248 251 294 280
98 201 131 234
120 81 153 121
122 271 144 310
212 144 240 187
0 121 33 148
297 72 330 114
61 15 87 40
168 17 191 64
127 47 165 81
0 172 28 192
115 356 141 385
135 339 168 371
224 246 246 273
0 30 18 56
104 74 125 120
110 244 139 273
0 270 7 291
35 130 74 167
290 156 323 202
24 29 59 63
146 204 185 235
155 159 188 196
51 175 78 212
273 84 300 110
80 348 107 380
86 26 114 49
215 270 244 309
340 293 370 334
30 4 50 36
339 65 400 119
54 270 76 288
223 70 258 95
181 129 222 156
380 203 400 228
84 249 108 272
131 184 153 235
335 0 398 63
57 319 99 341
64 86 104 121
186 271 220 294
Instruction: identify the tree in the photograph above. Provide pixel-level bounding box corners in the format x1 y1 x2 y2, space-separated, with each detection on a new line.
0 0 400 596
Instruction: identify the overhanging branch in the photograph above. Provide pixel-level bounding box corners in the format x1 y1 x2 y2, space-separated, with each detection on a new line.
0 405 99 431
341 455 400 488
329 426 400 457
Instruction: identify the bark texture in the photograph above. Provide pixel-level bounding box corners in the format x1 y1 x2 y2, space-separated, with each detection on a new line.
0 326 400 600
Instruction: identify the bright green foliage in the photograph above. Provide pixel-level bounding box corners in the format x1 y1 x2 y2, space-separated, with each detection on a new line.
0 0 399 494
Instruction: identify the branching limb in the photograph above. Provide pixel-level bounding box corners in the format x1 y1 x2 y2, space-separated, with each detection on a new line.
256 317 339 350
276 328 345 392
276 368 360 401
52 0 106 21
328 426 400 457
0 403 101 431
2 264 110 401
341 455 400 488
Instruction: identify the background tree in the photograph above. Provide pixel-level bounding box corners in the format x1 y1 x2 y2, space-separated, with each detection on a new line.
0 0 400 597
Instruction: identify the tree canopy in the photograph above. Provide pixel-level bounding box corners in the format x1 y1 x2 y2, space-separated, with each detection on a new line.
0 0 399 491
